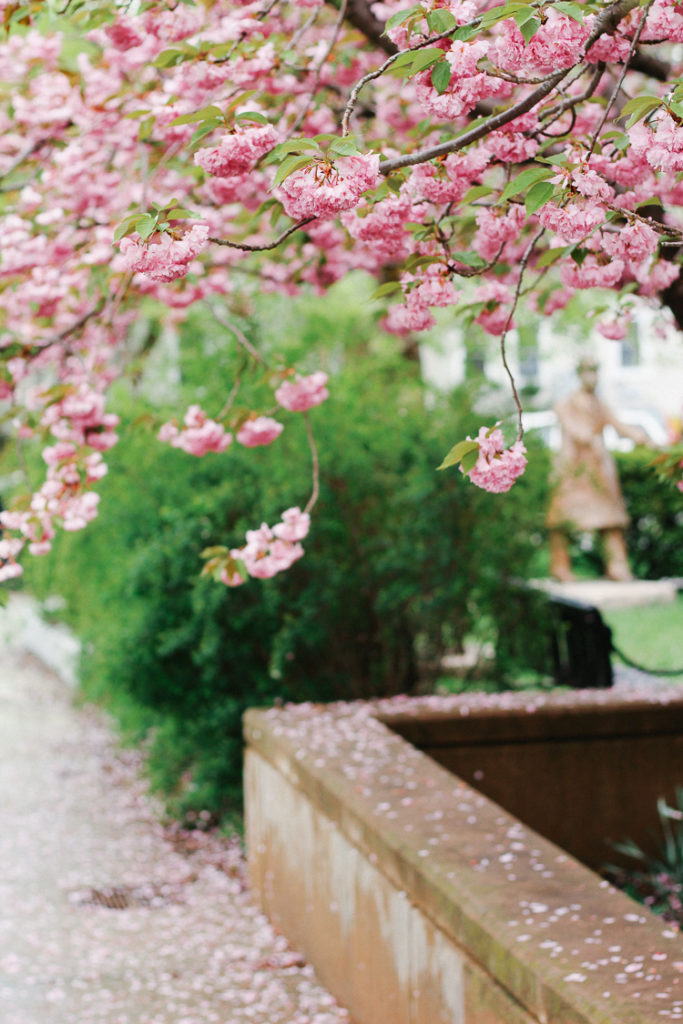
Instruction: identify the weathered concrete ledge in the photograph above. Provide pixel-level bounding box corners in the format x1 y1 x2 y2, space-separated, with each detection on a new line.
530 578 679 611
245 687 683 1024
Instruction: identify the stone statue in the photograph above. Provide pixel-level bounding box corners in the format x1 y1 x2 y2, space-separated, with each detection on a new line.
546 357 653 582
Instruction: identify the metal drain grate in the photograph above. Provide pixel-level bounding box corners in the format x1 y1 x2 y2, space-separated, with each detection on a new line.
68 882 186 910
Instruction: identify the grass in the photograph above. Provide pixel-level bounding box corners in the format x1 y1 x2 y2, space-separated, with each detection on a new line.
602 595 683 684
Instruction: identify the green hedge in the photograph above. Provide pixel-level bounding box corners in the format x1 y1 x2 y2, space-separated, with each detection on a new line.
617 448 683 580
20 303 551 823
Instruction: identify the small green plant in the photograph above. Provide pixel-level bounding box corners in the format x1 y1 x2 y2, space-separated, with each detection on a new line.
605 790 683 925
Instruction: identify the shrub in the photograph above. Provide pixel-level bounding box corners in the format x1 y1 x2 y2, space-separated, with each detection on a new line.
20 301 551 822
616 448 683 580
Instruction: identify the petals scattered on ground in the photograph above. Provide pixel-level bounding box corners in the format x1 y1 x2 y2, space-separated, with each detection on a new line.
0 644 349 1024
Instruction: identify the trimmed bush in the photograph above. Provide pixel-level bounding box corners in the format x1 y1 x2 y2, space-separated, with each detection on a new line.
20 302 551 823
617 448 683 580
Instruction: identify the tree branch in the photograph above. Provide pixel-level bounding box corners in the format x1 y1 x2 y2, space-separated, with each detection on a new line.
379 0 641 176
209 217 315 252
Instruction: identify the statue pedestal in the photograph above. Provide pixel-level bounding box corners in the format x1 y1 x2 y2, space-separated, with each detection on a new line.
530 577 680 611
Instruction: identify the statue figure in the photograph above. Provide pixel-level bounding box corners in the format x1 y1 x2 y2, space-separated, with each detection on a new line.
546 357 653 582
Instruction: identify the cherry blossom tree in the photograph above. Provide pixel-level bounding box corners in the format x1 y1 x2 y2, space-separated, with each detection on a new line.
0 0 682 585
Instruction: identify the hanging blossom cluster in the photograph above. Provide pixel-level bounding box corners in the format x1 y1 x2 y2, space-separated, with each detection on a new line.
158 405 233 457
0 0 682 585
465 427 528 494
154 374 328 584
221 507 311 585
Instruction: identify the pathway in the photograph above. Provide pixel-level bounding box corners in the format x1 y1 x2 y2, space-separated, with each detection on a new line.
0 629 350 1024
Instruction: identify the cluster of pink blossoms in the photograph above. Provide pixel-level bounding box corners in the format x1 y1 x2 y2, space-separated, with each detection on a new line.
118 225 209 283
278 155 380 220
4 0 683 585
194 124 279 177
465 427 528 494
221 507 311 585
158 405 232 457
274 371 329 412
0 443 105 576
236 416 284 448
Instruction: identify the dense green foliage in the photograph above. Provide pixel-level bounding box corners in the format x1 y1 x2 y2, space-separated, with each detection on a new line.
19 288 551 823
617 449 683 580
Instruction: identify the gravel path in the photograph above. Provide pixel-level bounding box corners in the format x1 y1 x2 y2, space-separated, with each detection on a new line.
0 641 350 1024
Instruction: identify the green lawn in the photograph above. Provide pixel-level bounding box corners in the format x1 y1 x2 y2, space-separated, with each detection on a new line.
603 595 683 685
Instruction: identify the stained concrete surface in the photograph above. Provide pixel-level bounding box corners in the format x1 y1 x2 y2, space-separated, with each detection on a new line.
0 613 349 1024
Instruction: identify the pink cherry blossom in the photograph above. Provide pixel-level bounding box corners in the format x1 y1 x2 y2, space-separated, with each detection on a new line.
273 506 310 542
275 371 329 412
224 508 310 584
538 200 606 244
194 124 279 177
118 225 209 283
278 154 379 220
465 427 528 493
236 415 284 447
158 405 232 456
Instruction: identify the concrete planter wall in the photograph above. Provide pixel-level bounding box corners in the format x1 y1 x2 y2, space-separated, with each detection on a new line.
244 688 683 1024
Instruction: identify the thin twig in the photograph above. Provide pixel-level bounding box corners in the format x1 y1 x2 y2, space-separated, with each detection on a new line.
53 300 106 344
0 139 47 183
217 371 244 421
205 300 265 364
290 0 349 136
303 412 320 515
586 0 655 158
209 217 315 252
379 0 640 175
499 227 545 441
538 63 605 128
342 28 461 136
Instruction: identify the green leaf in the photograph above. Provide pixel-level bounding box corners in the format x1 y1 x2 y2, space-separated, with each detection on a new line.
536 245 571 268
451 250 486 269
165 207 199 220
619 95 662 129
402 253 440 272
234 111 269 125
190 121 223 148
431 59 452 94
480 1 530 28
136 214 158 240
525 180 555 214
388 50 419 74
552 1 585 22
453 21 483 41
271 153 314 189
410 47 445 74
225 90 257 113
437 439 479 471
153 48 186 68
113 214 146 243
426 8 457 33
634 195 662 209
269 138 319 160
461 448 480 474
329 136 361 156
201 545 230 560
516 13 541 43
138 116 155 142
462 184 494 203
384 4 423 32
169 104 223 127
500 164 554 202
370 280 403 300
